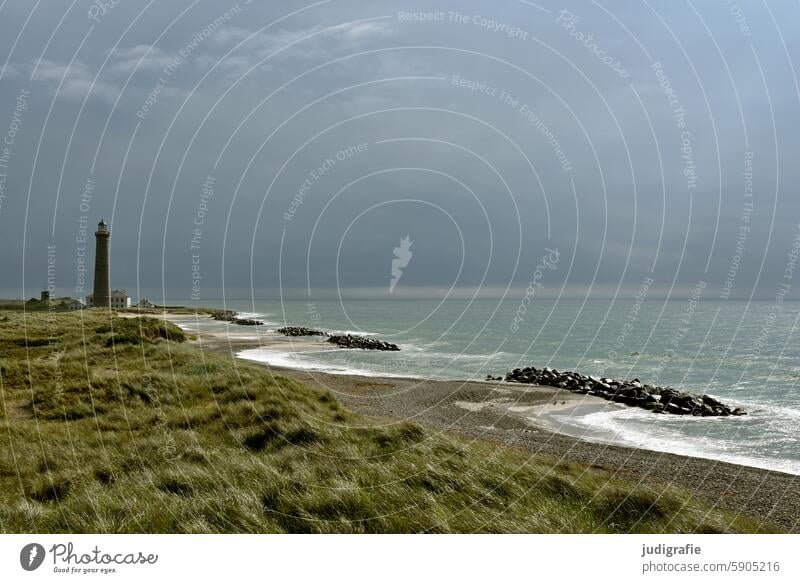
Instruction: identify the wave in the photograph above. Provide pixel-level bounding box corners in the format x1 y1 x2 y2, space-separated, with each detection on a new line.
537 406 800 476
407 350 509 361
233 311 274 319
237 347 412 379
328 329 379 336
400 339 450 350
732 400 800 421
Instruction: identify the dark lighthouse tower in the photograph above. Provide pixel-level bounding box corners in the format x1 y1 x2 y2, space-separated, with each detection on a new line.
92 219 111 308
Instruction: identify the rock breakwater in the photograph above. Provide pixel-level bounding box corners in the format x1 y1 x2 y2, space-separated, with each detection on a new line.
211 311 263 326
500 366 745 417
276 326 329 337
327 334 400 351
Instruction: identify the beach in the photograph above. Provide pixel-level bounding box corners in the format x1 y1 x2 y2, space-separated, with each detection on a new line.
188 320 800 532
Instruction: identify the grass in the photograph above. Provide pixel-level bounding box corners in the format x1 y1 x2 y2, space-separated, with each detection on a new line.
0 297 75 312
0 310 780 533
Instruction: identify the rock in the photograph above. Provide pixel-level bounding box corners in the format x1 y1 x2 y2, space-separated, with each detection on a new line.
491 365 745 417
233 318 263 326
701 394 724 408
327 334 400 351
665 403 691 415
211 310 238 322
276 326 328 337
210 311 262 326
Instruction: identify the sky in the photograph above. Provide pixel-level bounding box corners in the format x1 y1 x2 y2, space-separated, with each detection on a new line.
0 0 799 303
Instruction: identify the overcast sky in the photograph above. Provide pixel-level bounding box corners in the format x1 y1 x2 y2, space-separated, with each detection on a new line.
1 0 799 302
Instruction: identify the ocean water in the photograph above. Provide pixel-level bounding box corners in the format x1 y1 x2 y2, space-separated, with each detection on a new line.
169 298 800 475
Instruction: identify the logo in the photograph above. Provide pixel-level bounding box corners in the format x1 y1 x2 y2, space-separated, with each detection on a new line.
87 0 120 23
390 235 413 293
20 543 46 571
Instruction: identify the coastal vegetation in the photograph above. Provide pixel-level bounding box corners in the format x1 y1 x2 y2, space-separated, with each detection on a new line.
0 297 75 312
0 310 779 533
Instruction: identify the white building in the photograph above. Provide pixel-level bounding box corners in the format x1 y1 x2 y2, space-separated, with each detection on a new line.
68 299 85 310
110 289 131 308
87 289 131 308
134 298 157 308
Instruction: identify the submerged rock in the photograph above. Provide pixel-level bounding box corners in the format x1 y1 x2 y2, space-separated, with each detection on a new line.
500 365 744 417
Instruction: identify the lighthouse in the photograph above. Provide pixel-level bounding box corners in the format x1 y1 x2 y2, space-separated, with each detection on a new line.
92 219 111 308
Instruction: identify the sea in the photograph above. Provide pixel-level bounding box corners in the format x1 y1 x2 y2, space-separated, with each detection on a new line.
168 298 800 476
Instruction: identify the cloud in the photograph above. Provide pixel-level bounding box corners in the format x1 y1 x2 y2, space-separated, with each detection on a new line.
208 19 396 78
28 59 120 102
107 45 175 75
208 25 252 47
3 1 798 298
338 21 395 42
1 63 22 78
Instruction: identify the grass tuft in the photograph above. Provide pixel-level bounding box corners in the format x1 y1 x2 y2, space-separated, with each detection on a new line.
29 478 71 503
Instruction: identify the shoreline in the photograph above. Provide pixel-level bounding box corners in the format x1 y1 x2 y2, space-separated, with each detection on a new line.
5 308 787 533
163 313 800 531
166 313 797 469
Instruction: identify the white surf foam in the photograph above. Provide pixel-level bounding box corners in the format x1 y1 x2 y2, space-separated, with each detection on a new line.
237 347 412 378
329 329 379 336
538 406 800 476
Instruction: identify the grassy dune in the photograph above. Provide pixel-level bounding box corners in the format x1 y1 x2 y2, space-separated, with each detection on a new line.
0 310 778 533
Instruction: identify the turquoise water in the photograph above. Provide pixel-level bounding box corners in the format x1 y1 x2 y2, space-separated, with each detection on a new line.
171 298 800 475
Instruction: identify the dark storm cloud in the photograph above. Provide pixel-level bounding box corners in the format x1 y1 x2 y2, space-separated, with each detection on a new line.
1 0 799 301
